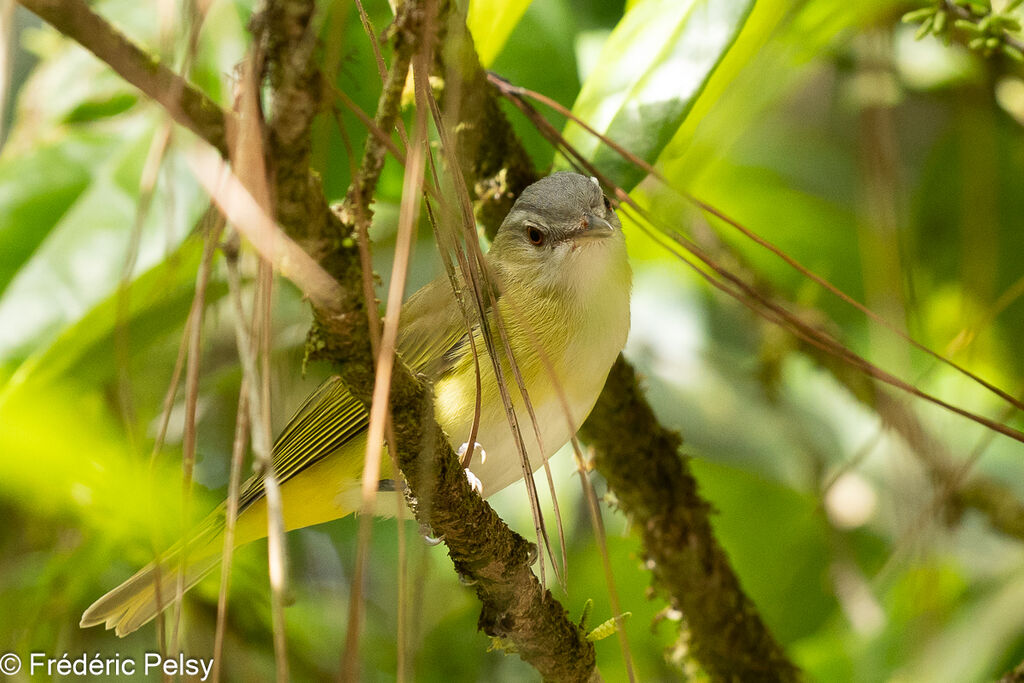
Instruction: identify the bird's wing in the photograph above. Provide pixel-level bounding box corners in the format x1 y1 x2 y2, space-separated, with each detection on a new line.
237 376 368 512
233 274 483 512
396 274 484 380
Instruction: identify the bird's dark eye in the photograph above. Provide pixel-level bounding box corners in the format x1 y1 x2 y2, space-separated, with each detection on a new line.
602 194 612 212
527 226 545 246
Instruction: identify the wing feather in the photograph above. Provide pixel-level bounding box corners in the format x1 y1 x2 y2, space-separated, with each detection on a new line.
235 274 479 511
237 376 368 512
397 274 483 379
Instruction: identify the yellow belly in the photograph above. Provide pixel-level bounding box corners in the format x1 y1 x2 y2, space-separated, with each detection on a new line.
231 433 390 548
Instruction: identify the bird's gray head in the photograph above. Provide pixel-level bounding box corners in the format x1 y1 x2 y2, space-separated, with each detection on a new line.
488 172 627 295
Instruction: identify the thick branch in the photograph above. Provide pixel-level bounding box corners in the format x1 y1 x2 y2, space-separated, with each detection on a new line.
17 0 230 156
25 0 800 676
581 359 801 682
264 0 595 678
262 0 328 240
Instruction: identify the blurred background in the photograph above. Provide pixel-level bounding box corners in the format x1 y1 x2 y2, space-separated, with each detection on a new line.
2 0 1024 680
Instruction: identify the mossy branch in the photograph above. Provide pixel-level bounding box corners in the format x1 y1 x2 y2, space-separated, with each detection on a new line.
262 0 596 679
21 0 802 678
581 360 801 682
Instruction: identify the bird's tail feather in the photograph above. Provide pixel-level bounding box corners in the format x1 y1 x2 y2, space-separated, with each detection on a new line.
80 523 224 637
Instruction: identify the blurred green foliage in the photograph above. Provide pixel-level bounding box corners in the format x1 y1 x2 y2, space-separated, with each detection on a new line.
2 0 1024 680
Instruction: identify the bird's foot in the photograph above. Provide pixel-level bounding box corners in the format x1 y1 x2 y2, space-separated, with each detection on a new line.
457 441 486 496
526 542 539 566
418 523 444 546
464 468 483 495
457 441 487 468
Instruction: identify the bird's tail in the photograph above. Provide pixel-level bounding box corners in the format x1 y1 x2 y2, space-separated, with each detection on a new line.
80 523 224 637
81 377 374 637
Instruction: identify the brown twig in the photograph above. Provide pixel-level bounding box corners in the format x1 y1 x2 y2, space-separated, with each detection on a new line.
493 76 1024 442
477 53 804 683
492 70 1024 547
170 220 221 658
211 362 249 683
25 0 790 676
16 0 230 155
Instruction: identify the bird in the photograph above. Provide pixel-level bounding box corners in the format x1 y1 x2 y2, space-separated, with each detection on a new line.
80 171 632 637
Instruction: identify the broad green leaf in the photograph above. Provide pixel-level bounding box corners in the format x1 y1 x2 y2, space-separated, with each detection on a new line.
0 135 106 295
487 0 582 168
0 117 205 369
658 0 894 186
561 0 755 190
0 235 222 397
466 0 534 67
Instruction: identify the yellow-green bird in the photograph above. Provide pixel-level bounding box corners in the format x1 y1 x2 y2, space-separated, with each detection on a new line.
80 171 632 636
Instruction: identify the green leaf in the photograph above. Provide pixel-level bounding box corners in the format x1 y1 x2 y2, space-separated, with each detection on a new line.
466 0 535 67
63 92 140 123
0 136 104 295
1 236 222 396
0 116 206 370
579 597 595 629
561 0 755 190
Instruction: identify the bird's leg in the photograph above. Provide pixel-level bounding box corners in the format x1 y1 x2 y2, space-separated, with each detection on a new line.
457 441 486 495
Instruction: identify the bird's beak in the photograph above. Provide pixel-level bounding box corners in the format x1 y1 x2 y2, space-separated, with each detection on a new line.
574 213 615 241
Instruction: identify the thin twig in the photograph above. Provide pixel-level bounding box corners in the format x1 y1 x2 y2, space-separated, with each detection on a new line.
26 0 603 675
225 246 291 682
505 73 1024 552
341 32 429 680
211 365 249 683
233 43 291 681
119 119 173 665
484 65 800 682
422 79 562 588
501 86 1024 446
170 222 221 657
259 260 291 683
573 440 636 682
16 0 230 155
313 3 598 678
